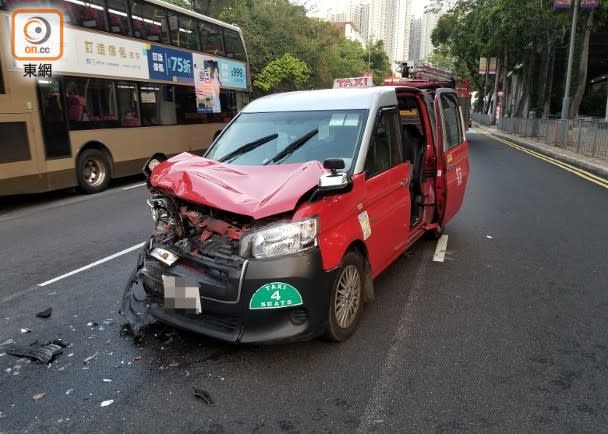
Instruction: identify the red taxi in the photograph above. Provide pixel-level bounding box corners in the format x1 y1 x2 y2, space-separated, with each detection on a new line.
121 86 469 343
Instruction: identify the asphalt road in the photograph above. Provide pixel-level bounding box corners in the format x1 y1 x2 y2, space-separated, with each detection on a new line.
0 130 607 433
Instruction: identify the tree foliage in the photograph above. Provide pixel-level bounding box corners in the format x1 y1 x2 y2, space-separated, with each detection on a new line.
165 0 391 91
253 53 311 92
431 0 608 118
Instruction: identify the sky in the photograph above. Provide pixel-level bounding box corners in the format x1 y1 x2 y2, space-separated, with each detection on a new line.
296 0 428 18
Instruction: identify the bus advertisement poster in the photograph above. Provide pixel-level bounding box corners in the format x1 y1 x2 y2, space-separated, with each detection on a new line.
147 45 194 85
194 57 221 113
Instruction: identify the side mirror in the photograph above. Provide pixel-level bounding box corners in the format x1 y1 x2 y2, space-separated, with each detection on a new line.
319 158 350 191
323 158 345 174
143 153 168 179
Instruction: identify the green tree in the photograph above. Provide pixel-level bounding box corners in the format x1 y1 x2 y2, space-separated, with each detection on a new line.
363 41 392 85
253 53 311 93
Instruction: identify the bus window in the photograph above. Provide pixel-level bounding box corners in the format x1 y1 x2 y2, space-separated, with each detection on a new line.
169 13 198 50
223 29 245 61
199 22 225 56
139 84 176 126
37 78 71 159
106 0 130 36
65 0 107 31
117 81 140 127
131 1 169 45
65 78 119 130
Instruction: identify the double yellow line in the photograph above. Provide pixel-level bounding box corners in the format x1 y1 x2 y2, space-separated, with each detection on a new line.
476 128 608 190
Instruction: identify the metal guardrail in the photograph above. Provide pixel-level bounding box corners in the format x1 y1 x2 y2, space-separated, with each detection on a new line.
472 113 608 159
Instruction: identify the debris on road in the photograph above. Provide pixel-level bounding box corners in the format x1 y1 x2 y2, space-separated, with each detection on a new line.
100 400 114 407
134 355 142 361
65 388 74 395
3 341 65 363
84 352 99 363
32 393 46 400
193 387 214 405
486 235 493 239
20 328 31 334
87 322 99 327
36 307 53 318
103 378 112 383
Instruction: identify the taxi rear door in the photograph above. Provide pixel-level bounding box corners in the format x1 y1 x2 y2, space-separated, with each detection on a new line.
433 89 469 227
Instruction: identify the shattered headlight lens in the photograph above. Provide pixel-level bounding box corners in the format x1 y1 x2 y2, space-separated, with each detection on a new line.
239 218 318 259
147 196 175 233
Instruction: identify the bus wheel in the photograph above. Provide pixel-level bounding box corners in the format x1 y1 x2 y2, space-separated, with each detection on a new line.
324 250 365 342
77 149 111 194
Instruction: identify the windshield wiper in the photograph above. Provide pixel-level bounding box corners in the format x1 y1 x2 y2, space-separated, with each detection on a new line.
263 129 319 165
217 133 279 163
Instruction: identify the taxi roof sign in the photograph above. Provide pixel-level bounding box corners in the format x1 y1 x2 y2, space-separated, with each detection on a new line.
333 76 373 89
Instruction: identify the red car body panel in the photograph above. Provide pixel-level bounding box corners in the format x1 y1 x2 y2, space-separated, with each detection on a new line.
150 152 326 220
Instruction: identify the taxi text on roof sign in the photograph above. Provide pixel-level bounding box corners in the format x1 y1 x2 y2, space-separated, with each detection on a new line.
333 76 373 89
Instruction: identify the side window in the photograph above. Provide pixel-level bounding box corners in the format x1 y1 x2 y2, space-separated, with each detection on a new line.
441 94 464 150
65 78 119 130
65 0 107 31
139 83 176 126
169 13 199 50
117 81 140 127
364 109 402 178
223 29 246 60
106 0 130 36
199 22 225 56
131 1 169 45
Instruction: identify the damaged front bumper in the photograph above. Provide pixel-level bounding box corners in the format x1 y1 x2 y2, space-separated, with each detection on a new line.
121 243 335 344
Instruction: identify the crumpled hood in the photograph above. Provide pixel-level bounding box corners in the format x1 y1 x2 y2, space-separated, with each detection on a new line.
150 153 325 220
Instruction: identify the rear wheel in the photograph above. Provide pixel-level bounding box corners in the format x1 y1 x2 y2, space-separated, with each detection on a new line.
324 251 366 342
77 149 111 194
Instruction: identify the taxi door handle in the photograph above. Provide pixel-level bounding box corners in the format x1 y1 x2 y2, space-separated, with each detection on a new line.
400 178 409 187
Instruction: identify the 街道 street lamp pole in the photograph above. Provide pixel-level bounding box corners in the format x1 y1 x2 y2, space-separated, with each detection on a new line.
561 0 580 120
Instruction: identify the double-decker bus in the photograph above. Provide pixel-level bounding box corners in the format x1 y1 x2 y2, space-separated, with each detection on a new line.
0 0 250 195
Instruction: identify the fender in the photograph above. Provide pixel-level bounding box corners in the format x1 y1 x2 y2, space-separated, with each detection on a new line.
293 175 368 271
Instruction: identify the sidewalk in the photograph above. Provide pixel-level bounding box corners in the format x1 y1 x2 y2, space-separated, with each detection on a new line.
473 123 608 180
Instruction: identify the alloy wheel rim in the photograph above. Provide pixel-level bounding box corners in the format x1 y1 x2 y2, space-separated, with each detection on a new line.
83 158 106 186
334 264 361 329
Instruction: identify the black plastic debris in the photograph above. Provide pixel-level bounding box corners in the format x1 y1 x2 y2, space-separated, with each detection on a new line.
193 387 214 405
3 341 65 363
119 244 157 340
36 307 53 318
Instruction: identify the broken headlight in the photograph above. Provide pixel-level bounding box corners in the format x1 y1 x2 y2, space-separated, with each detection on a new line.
239 218 318 259
147 196 175 235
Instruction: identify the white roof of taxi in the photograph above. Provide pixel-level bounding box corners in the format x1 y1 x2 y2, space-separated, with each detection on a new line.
242 87 397 112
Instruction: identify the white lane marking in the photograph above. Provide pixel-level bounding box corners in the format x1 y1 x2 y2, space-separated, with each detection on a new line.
122 183 147 190
432 234 449 262
357 246 429 432
37 242 145 287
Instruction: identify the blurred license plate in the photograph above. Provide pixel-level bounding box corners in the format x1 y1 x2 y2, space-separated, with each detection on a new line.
161 275 201 314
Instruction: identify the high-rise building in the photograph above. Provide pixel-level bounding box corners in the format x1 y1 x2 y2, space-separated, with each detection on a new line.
368 0 412 74
349 1 370 43
420 3 449 60
408 16 422 62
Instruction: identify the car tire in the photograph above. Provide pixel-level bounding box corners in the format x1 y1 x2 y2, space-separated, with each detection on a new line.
77 149 111 194
324 250 366 342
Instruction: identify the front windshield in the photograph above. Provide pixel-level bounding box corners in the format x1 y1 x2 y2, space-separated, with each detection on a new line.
205 110 368 170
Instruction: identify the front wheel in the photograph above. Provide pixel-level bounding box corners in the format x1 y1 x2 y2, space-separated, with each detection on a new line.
77 149 111 194
324 251 366 342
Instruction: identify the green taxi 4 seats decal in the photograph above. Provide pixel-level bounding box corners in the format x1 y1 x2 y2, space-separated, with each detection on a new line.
249 282 303 310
